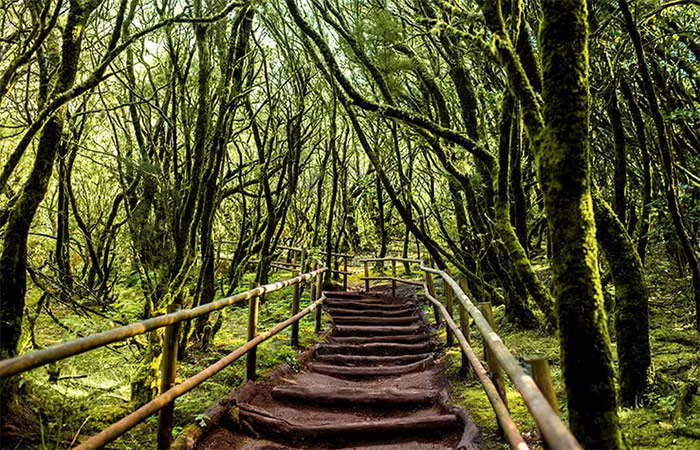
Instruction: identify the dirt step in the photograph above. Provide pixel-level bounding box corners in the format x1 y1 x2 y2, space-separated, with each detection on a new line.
271 385 440 406
331 334 432 345
237 408 460 445
316 353 433 366
334 324 423 336
323 291 365 300
195 429 459 450
328 307 417 317
325 300 408 310
309 357 434 378
332 315 419 326
318 342 433 356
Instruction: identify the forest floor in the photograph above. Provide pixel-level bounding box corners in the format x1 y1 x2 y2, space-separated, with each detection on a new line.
4 255 699 449
5 270 330 449
438 254 700 450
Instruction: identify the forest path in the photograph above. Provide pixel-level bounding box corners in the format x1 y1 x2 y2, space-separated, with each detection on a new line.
194 288 479 449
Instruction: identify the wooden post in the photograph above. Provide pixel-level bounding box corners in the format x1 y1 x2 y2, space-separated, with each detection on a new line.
424 271 441 326
524 356 559 414
300 248 308 273
246 293 260 380
458 278 471 377
343 256 348 291
479 302 507 407
157 303 180 450
290 270 301 347
391 260 397 297
444 268 454 347
363 261 370 293
315 263 323 333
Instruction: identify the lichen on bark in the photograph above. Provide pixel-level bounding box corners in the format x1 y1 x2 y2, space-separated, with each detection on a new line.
538 1 623 447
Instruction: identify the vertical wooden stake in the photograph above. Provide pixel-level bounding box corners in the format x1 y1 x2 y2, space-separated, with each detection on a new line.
391 260 397 297
444 268 454 347
246 293 260 381
315 263 323 333
479 302 507 408
458 278 471 377
300 248 308 273
425 271 441 326
524 356 559 413
343 256 348 291
363 261 370 293
290 270 301 347
157 304 180 450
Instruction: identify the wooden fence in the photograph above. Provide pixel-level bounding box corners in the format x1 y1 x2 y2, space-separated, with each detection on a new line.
360 257 582 450
0 264 328 449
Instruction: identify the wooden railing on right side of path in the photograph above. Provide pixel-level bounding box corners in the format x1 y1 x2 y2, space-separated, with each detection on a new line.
361 256 582 450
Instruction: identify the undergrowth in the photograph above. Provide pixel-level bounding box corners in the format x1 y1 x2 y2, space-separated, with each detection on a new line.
437 252 700 450
6 269 329 449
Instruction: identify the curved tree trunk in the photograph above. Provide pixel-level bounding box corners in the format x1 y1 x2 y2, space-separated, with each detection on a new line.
592 186 651 406
0 0 98 410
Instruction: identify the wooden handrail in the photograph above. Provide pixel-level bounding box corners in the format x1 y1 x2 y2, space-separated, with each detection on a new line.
0 267 327 379
360 276 422 286
330 252 354 258
359 257 421 263
277 244 303 252
419 264 582 450
74 295 327 450
424 288 529 450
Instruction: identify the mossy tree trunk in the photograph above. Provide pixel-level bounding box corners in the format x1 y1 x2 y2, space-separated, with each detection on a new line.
618 0 700 332
0 0 102 411
495 93 544 329
477 1 624 447
538 2 623 446
619 76 652 264
592 186 651 406
605 81 627 225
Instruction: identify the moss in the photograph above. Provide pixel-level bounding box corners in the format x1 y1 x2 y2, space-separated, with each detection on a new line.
593 187 651 406
538 1 623 447
494 94 552 330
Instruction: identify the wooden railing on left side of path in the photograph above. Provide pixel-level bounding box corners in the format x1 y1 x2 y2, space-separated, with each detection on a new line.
0 263 328 450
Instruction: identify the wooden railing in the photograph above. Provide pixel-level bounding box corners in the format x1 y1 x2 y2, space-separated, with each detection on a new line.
361 256 582 450
359 257 424 296
0 264 328 450
276 245 354 290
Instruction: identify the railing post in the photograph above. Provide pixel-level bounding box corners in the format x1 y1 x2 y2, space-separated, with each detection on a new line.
246 291 260 381
479 302 507 408
424 270 441 326
290 270 301 347
391 259 397 297
157 303 180 450
363 261 370 293
444 268 454 347
458 278 471 377
343 256 348 291
315 263 323 333
300 248 308 273
524 356 559 414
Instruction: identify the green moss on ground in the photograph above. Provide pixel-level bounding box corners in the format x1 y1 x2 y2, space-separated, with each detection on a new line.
12 269 328 449
438 256 700 450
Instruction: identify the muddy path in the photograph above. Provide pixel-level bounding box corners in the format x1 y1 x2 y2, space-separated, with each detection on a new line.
191 288 480 449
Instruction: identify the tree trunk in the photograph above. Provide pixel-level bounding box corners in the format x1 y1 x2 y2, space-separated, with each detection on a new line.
619 75 652 263
592 186 651 406
539 2 623 446
619 0 700 332
0 0 94 410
